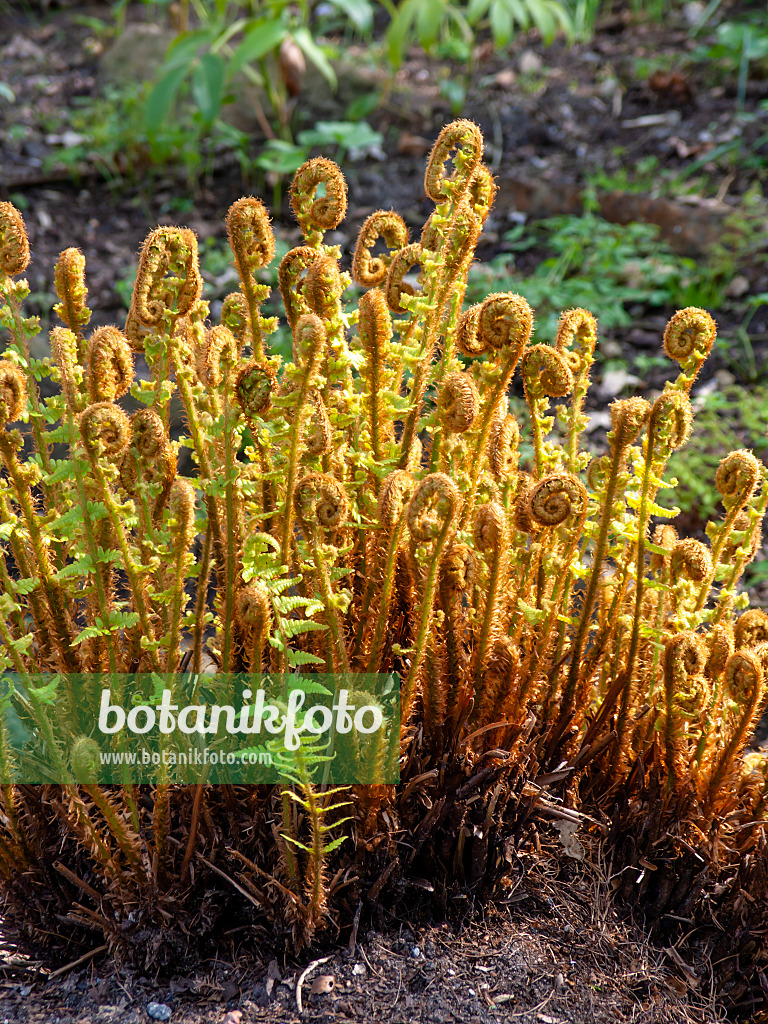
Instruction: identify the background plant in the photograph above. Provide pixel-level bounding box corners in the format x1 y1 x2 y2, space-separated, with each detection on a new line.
1 122 768 1007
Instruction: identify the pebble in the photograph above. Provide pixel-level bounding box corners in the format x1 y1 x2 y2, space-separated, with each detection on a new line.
251 983 270 1007
410 946 421 959
146 1003 172 1022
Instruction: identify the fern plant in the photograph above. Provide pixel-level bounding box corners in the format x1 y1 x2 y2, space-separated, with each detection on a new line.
1 122 768 1007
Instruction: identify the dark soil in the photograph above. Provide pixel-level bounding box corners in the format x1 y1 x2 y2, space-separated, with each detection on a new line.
0 861 724 1024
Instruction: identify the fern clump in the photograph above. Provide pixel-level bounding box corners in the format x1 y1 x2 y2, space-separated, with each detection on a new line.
1 122 768 1005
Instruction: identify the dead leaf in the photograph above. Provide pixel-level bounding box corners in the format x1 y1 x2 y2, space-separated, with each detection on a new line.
397 132 432 157
266 959 281 997
279 36 305 97
223 1012 242 1024
310 974 335 995
556 819 584 861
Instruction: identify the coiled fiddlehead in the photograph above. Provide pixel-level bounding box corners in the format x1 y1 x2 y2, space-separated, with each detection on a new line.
305 255 343 323
295 472 348 534
402 474 461 725
363 470 416 674
696 450 762 613
555 308 598 471
236 582 271 673
290 158 347 246
715 449 760 512
54 247 90 344
472 502 510 688
385 243 423 315
0 202 29 277
663 307 716 390
0 361 26 427
294 472 350 675
553 398 651 746
235 362 277 421
200 325 238 392
221 292 250 348
735 609 768 650
85 327 134 403
671 539 713 584
488 414 520 484
226 197 275 362
352 210 409 287
424 119 483 203
278 245 322 330
164 479 197 672
439 372 478 434
359 288 394 461
132 227 203 327
663 632 706 788
522 345 574 476
79 402 131 460
703 650 764 809
706 624 734 680
279 314 326 564
518 473 588 708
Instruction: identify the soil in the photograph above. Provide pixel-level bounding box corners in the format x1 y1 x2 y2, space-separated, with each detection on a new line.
0 861 724 1024
0 3 767 1021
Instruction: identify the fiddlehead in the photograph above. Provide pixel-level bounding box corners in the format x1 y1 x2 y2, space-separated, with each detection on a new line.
663 632 706 789
702 650 764 809
352 210 409 287
359 287 394 461
439 371 478 434
79 402 131 460
488 414 520 484
0 362 26 426
278 245 322 330
555 308 598 471
735 609 768 650
0 202 29 277
385 243 423 315
226 196 275 298
294 472 350 674
85 326 133 403
521 345 574 476
424 119 483 203
132 227 203 327
402 474 461 725
235 361 278 421
671 539 713 584
53 247 90 343
305 255 343 322
472 502 510 688
290 157 347 246
663 307 716 390
236 582 272 673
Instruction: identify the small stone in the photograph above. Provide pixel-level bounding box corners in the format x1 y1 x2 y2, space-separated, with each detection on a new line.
251 983 270 1007
468 987 476 997
725 275 750 298
146 1003 172 1022
518 50 543 75
410 946 421 959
